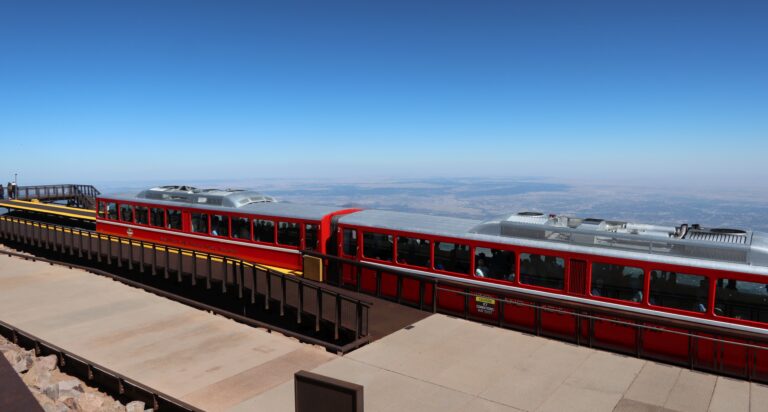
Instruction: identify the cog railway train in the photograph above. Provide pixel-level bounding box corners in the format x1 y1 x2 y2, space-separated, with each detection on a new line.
97 185 768 374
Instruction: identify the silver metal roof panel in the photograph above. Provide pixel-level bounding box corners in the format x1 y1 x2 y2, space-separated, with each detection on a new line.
239 202 343 221
337 209 480 238
137 186 276 208
102 193 341 221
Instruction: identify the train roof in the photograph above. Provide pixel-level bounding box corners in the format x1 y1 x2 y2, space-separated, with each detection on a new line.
339 209 768 271
101 186 343 221
136 185 277 208
338 209 481 238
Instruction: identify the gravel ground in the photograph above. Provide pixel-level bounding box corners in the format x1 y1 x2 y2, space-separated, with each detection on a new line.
1 334 150 412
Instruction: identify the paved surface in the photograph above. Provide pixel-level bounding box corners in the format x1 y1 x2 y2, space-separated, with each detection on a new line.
0 253 336 411
2 252 767 411
244 315 768 412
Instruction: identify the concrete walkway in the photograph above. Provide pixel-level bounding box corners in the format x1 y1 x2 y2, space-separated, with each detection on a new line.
0 253 335 411
242 315 768 412
1 252 767 411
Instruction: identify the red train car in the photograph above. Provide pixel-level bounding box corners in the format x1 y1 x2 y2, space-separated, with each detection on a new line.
96 186 358 271
94 185 768 378
334 209 768 374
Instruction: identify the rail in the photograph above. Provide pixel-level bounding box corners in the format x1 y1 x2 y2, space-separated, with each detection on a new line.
305 250 768 383
0 216 371 353
12 184 100 209
0 319 200 412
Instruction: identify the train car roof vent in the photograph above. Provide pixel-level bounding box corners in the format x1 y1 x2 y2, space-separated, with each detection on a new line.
684 228 749 245
505 211 549 225
237 195 277 206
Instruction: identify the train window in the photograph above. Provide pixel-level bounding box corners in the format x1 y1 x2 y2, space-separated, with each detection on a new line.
166 209 182 230
254 219 275 243
231 217 251 240
650 271 709 312
396 236 430 268
715 278 768 322
434 242 470 274
135 206 149 225
305 224 319 251
474 247 515 281
363 232 393 262
150 208 164 227
520 253 565 290
191 213 209 234
591 262 644 302
120 204 133 222
97 202 105 218
211 215 229 237
106 203 118 220
278 222 300 246
342 229 358 256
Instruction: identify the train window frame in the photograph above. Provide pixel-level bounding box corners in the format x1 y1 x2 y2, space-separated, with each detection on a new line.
589 262 645 304
150 207 165 227
304 224 319 251
97 202 106 218
433 240 471 275
191 212 209 234
473 246 516 282
649 270 710 314
134 206 149 225
166 209 182 231
106 203 118 220
211 214 229 237
277 221 300 247
714 277 768 323
519 252 566 291
119 204 134 223
342 228 358 257
362 231 394 262
253 219 276 244
231 216 251 241
396 236 431 269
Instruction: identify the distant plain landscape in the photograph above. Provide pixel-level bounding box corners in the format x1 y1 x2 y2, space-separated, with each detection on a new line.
102 177 768 233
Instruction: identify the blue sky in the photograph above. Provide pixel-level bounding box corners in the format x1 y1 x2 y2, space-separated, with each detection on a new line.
1 1 766 185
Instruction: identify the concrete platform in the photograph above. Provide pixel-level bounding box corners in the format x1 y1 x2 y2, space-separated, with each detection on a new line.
243 315 768 412
0 253 336 411
1 252 767 411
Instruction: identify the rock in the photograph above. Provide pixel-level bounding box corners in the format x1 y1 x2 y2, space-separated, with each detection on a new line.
34 354 58 371
57 379 84 399
42 402 69 412
126 400 146 412
103 400 127 412
0 343 17 353
76 392 105 412
42 383 59 401
61 396 78 410
4 350 27 373
22 363 52 388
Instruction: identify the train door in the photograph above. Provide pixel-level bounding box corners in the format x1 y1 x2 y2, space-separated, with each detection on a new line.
568 259 588 295
323 215 343 284
338 227 359 287
181 210 191 232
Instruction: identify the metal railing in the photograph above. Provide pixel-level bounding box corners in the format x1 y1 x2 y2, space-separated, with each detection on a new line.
13 184 100 209
306 250 768 383
0 216 371 353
